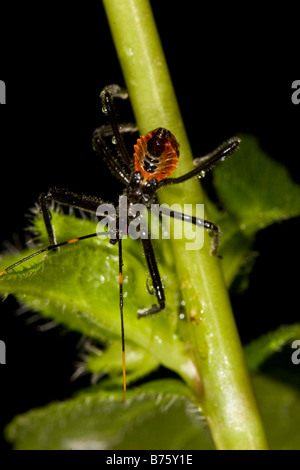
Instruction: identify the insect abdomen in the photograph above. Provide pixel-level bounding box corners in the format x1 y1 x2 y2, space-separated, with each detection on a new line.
133 127 179 182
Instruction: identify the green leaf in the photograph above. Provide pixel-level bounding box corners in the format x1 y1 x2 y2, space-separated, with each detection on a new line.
205 199 256 289
0 212 196 385
86 341 160 386
244 323 300 372
214 135 300 235
6 373 300 450
252 374 300 450
209 135 300 288
5 379 215 450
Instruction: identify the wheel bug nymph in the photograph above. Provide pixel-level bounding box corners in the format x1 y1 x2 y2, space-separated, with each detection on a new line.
0 84 240 401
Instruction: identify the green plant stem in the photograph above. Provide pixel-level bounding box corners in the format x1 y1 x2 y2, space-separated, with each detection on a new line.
102 0 268 450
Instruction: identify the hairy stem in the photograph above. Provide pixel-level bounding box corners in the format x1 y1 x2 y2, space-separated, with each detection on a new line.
103 0 268 450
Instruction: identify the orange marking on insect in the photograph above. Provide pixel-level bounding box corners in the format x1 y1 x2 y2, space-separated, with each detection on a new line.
133 127 179 182
119 272 123 284
0 270 6 276
67 238 79 244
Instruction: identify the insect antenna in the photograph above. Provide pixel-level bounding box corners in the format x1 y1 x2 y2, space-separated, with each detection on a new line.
0 231 109 276
118 238 127 402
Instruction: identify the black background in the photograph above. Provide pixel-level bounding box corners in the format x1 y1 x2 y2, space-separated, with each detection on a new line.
0 2 299 449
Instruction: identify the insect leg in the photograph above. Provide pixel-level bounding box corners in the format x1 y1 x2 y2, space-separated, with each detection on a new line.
100 85 133 168
155 206 220 256
95 122 138 140
137 237 165 318
159 137 241 187
39 188 110 246
92 128 131 184
0 231 109 277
